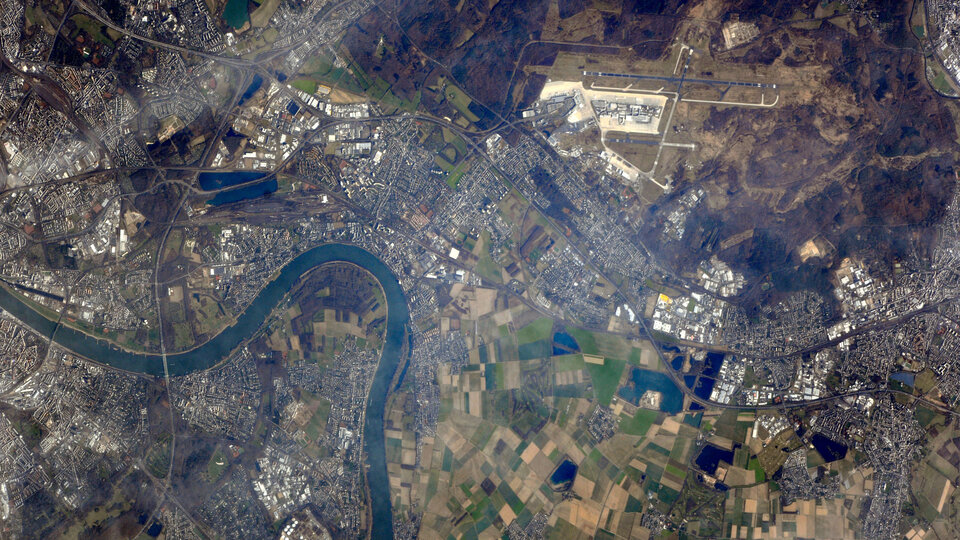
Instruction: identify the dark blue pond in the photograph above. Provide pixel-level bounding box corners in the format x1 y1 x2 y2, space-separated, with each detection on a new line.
552 331 579 356
238 74 263 106
890 371 915 387
549 459 578 490
198 171 266 190
703 352 724 378
811 433 847 463
146 521 162 537
671 355 683 371
617 367 683 415
693 377 717 400
695 444 736 475
222 0 248 28
208 179 278 206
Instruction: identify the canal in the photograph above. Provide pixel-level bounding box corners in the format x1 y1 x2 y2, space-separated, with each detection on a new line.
0 243 406 539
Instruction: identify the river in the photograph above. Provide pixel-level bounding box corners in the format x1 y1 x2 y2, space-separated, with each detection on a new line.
0 243 406 539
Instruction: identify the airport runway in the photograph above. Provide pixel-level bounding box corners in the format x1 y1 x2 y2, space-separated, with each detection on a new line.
584 70 776 89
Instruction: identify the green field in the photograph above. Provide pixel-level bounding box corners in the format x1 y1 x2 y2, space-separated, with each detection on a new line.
172 322 193 350
475 232 503 283
446 160 470 189
552 353 585 372
586 358 626 406
747 457 766 483
435 154 455 173
71 14 114 46
146 433 172 478
207 448 229 481
518 340 552 361
933 68 956 95
443 128 469 156
620 409 659 436
567 327 599 355
517 318 554 345
290 78 318 94
441 80 481 122
250 0 282 27
301 393 332 440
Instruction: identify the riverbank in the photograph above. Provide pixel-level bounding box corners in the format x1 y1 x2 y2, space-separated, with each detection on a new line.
0 243 408 538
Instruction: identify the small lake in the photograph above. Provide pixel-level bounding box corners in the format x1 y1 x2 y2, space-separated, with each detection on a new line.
237 74 264 106
693 377 717 401
549 459 578 491
198 171 266 190
617 367 683 415
695 444 736 475
811 433 847 463
703 352 724 378
222 0 249 29
552 331 579 355
207 179 278 206
890 371 915 387
671 355 683 371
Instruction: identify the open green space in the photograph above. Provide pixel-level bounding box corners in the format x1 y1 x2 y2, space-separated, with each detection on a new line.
446 160 470 189
586 358 626 406
206 448 229 482
517 317 554 345
567 327 599 355
620 409 659 436
552 353 585 372
71 14 114 46
518 340 552 361
438 78 481 123
291 78 318 94
747 457 765 483
146 433 172 478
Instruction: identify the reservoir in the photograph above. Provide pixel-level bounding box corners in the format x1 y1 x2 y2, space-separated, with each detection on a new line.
198 170 266 190
552 331 579 355
0 243 407 539
222 0 249 30
703 352 724 378
237 74 264 106
889 371 915 387
693 377 717 401
617 367 684 415
548 459 578 491
811 433 847 463
198 171 278 206
695 443 737 475
207 179 278 206
670 355 683 371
